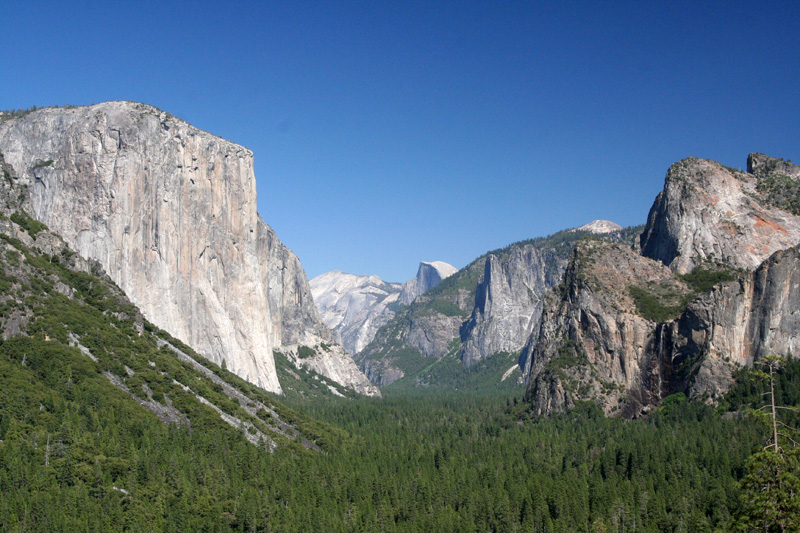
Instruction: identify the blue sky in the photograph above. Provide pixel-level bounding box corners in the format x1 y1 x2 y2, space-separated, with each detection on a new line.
3 1 799 282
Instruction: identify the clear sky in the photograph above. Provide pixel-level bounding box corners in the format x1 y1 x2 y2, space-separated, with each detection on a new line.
3 1 799 282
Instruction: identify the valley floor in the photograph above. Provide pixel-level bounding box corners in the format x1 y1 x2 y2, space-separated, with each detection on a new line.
4 359 795 531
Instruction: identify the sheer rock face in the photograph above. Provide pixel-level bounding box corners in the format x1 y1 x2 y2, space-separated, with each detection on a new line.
665 245 800 403
354 228 626 388
458 244 564 367
310 270 402 355
399 261 457 305
523 240 692 417
0 102 337 394
640 156 800 274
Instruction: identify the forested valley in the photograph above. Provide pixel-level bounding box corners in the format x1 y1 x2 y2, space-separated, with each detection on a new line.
1 112 798 531
3 345 798 531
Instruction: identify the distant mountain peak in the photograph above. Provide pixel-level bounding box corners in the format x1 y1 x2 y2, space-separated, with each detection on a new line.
399 261 458 305
574 220 623 234
310 271 403 355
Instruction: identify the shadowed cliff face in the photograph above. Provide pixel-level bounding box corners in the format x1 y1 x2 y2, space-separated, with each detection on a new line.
663 244 800 404
0 102 343 394
522 240 692 417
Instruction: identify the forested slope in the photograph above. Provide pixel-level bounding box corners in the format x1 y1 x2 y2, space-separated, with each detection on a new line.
0 153 347 529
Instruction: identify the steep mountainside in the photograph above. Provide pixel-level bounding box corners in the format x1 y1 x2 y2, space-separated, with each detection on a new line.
0 153 334 452
0 102 375 396
355 258 485 386
526 154 800 417
357 225 637 388
663 244 800 403
310 271 402 355
309 262 456 358
458 243 563 367
523 239 693 417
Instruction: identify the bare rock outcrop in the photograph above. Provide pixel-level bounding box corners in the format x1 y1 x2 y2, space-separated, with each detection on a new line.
355 226 634 389
310 270 402 355
458 244 562 367
664 244 800 403
526 155 800 418
748 153 800 180
310 262 456 361
640 155 800 274
523 239 693 417
574 220 623 234
0 102 372 395
278 343 382 397
399 261 457 305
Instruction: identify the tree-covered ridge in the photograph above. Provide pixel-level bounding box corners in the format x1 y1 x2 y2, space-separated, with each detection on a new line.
0 104 86 124
0 217 339 445
0 150 346 458
755 172 800 217
1 138 797 529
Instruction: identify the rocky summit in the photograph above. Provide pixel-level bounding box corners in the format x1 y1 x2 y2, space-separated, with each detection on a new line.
311 261 457 359
399 261 458 305
0 102 376 396
574 219 624 234
640 155 800 274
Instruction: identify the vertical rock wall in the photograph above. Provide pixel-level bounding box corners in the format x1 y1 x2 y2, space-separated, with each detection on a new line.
0 102 331 393
458 245 561 367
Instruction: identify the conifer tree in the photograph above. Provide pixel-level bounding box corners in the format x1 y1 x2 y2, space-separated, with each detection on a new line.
737 356 800 532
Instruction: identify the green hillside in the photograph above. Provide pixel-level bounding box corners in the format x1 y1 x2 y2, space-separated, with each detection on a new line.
0 155 349 529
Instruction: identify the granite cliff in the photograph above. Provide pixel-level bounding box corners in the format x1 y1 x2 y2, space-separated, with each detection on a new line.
0 151 331 450
356 226 632 388
522 239 693 417
399 261 458 305
661 243 800 404
525 154 800 417
458 244 562 367
310 270 402 355
640 155 800 273
0 102 376 396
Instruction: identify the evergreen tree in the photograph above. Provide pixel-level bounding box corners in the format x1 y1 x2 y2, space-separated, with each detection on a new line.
737 356 800 532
